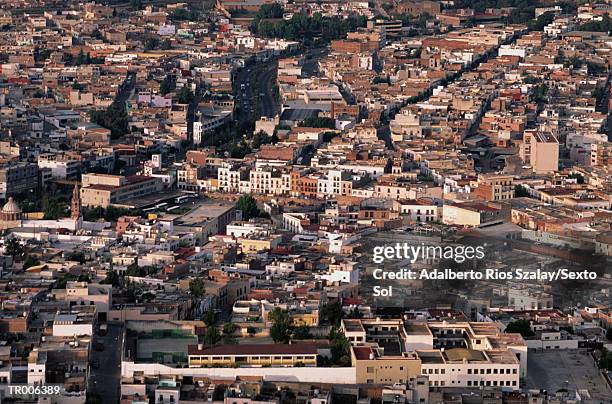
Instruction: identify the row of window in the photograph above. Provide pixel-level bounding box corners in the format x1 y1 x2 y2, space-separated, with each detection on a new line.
423 367 518 375
429 380 517 387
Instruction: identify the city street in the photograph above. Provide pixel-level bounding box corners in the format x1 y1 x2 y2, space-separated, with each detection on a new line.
88 323 123 404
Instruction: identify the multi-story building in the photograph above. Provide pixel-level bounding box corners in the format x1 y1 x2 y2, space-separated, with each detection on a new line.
217 163 248 193
393 198 439 222
474 174 515 201
342 319 526 389
519 131 559 174
187 343 326 368
80 173 162 208
0 162 39 200
37 153 82 180
249 167 291 195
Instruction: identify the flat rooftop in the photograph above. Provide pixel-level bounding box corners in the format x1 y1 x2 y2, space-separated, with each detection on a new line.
416 350 445 364
404 322 431 336
444 348 486 362
175 202 234 226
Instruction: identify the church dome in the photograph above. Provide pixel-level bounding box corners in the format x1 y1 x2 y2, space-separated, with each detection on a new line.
2 197 22 215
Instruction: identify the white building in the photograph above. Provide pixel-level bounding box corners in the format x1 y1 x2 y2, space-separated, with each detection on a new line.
52 312 94 337
317 259 360 284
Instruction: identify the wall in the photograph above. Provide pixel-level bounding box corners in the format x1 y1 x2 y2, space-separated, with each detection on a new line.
121 362 356 384
525 339 578 350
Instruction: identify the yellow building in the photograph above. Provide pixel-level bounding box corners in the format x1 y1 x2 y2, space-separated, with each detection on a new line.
188 342 327 368
352 345 421 384
290 310 319 327
238 235 282 253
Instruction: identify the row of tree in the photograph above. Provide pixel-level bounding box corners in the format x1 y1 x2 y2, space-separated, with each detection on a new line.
90 102 128 139
250 11 367 43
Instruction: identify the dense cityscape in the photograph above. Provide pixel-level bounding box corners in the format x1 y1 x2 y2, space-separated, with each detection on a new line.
0 0 611 403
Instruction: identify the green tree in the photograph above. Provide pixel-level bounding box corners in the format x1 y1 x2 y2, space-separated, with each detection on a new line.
170 8 199 21
144 37 159 50
322 301 344 327
505 320 534 337
223 323 237 335
256 3 284 19
528 11 555 31
43 198 64 220
269 308 292 344
579 13 612 33
125 262 142 277
189 278 205 298
203 325 221 345
514 185 530 197
235 195 261 220
177 86 194 104
599 348 612 371
292 325 311 340
251 131 277 149
23 255 40 269
346 307 363 319
531 83 549 105
103 270 120 287
90 103 128 139
202 309 216 327
329 327 351 366
160 39 172 50
160 76 174 96
300 116 336 128
5 238 24 258
66 251 86 264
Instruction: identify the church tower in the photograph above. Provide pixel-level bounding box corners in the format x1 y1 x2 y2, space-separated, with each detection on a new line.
70 185 81 220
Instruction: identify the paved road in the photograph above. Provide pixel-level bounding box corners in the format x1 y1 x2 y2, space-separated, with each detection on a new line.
88 323 123 404
234 60 279 121
234 65 258 124
115 72 136 107
258 63 278 118
232 47 330 123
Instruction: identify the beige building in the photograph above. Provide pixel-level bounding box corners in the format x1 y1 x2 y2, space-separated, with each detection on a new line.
442 201 508 227
187 343 326 368
519 131 559 174
80 173 162 208
352 345 422 384
474 174 515 201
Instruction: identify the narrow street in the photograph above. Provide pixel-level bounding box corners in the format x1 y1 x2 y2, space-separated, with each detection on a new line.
88 323 124 404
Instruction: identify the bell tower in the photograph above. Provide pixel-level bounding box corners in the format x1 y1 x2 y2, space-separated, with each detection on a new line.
70 185 81 220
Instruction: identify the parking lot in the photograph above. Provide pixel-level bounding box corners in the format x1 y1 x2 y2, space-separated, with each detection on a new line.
525 350 612 402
